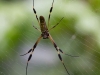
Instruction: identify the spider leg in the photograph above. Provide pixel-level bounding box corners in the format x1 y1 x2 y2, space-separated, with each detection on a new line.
33 25 41 32
48 35 79 57
49 17 64 31
20 49 32 56
22 36 42 75
59 49 79 57
33 0 39 25
48 35 70 75
20 28 41 56
48 0 54 28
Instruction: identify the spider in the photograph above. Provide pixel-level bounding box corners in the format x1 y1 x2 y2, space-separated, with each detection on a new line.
21 0 78 75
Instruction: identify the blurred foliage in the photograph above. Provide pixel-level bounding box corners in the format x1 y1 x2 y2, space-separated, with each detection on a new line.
0 0 100 75
88 0 100 14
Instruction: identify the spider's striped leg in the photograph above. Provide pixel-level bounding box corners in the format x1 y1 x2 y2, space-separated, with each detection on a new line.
48 35 70 75
48 0 54 28
49 17 64 31
24 36 42 75
20 33 39 56
33 0 39 25
48 35 78 57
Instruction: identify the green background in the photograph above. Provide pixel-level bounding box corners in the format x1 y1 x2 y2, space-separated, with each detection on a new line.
0 0 100 75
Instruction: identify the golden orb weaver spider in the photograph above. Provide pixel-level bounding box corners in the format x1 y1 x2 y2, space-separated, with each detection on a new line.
21 0 79 75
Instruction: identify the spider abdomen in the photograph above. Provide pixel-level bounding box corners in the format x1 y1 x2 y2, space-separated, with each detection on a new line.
39 16 48 32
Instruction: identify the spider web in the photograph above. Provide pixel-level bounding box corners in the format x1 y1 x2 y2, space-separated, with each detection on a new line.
0 0 100 75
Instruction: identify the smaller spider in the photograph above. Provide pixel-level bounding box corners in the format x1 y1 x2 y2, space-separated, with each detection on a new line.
21 0 79 75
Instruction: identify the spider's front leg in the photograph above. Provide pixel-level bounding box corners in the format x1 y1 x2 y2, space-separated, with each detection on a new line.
48 0 54 28
33 0 39 25
48 34 70 75
21 36 42 75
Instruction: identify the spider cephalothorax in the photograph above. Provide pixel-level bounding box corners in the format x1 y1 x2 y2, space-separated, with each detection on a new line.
41 31 49 39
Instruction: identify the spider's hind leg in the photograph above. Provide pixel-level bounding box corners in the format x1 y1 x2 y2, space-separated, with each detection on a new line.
48 35 70 75
21 36 42 75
